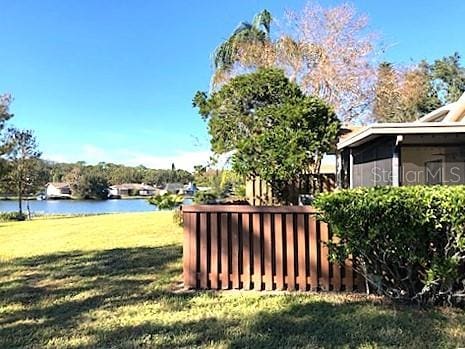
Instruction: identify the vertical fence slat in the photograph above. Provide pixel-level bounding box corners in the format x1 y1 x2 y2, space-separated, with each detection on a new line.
200 213 208 288
309 214 318 290
298 214 306 291
210 213 218 289
183 211 192 288
320 222 330 291
190 213 198 288
332 235 341 291
231 213 240 289
253 213 262 290
286 214 295 290
275 214 284 290
221 213 229 289
345 258 354 292
356 271 365 293
242 213 251 290
264 213 273 290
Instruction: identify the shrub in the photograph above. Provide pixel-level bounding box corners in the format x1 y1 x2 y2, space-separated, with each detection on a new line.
315 186 465 307
0 212 26 221
193 191 219 204
148 193 183 210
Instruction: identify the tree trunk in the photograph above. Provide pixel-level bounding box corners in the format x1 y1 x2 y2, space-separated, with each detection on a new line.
26 200 31 220
18 183 23 216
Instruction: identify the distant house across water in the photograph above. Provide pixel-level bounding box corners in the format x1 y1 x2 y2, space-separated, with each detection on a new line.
46 182 72 199
108 183 156 197
161 182 184 195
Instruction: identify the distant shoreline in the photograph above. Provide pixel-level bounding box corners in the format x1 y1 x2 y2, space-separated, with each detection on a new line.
0 196 152 201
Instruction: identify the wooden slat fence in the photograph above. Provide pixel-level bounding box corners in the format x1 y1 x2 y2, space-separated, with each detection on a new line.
183 205 365 292
246 174 336 206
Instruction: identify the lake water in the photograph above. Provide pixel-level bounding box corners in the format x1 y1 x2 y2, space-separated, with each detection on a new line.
0 198 191 215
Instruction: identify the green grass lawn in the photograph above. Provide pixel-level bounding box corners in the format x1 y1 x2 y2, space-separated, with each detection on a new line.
1 212 464 348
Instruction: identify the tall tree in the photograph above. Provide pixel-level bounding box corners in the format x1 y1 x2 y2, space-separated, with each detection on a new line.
194 68 339 201
0 94 13 156
372 55 465 122
3 128 41 216
373 62 439 122
373 62 402 122
212 9 272 84
211 2 379 123
430 52 465 104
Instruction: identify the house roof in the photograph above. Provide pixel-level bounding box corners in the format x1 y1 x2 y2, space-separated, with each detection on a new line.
337 122 465 149
46 182 70 189
110 183 155 190
338 92 465 150
165 183 184 190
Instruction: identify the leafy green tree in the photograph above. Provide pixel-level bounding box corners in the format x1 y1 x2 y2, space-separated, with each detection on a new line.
3 128 41 216
415 61 442 114
143 168 193 186
69 172 109 200
194 68 339 201
430 52 465 104
194 68 304 153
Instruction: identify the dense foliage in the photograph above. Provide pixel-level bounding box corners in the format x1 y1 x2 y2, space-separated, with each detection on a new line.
194 68 304 154
148 193 183 210
0 211 26 221
315 186 465 307
193 191 219 204
51 162 193 187
69 172 109 200
194 68 339 202
374 53 465 122
430 52 465 104
0 160 194 196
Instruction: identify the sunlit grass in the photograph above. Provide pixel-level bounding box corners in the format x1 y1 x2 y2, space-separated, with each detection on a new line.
0 212 181 259
1 212 464 348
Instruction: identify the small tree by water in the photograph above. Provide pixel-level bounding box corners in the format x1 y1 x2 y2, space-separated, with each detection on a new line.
3 128 41 217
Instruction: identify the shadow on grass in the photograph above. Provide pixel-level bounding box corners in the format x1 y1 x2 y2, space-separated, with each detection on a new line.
1 245 462 348
82 299 455 349
0 245 191 347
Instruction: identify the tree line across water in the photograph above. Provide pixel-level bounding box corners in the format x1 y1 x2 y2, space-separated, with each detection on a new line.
0 158 194 199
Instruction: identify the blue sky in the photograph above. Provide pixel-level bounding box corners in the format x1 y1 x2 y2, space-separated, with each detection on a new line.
1 0 464 170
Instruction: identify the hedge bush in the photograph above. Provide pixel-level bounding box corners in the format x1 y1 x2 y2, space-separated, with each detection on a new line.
315 186 465 307
193 191 219 204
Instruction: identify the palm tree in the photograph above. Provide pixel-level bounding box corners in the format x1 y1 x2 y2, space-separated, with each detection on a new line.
212 10 272 75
